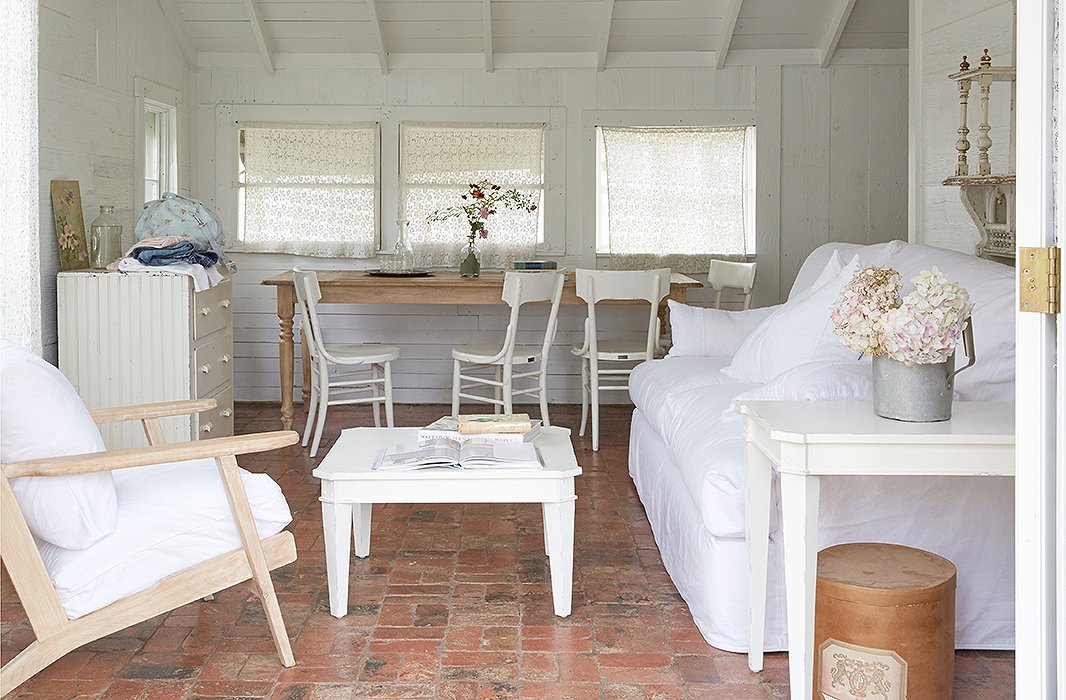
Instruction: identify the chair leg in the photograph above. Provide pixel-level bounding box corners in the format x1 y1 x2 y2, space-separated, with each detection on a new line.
578 360 589 437
371 364 381 428
310 373 329 458
539 362 551 428
451 359 462 417
383 361 394 427
302 370 318 447
216 455 295 667
503 365 513 415
590 361 600 452
494 365 503 415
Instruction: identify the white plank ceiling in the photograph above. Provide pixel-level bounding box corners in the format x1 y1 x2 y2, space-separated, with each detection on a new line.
171 0 907 72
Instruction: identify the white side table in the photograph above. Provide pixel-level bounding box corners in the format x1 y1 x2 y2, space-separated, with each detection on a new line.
312 426 582 618
739 400 1015 700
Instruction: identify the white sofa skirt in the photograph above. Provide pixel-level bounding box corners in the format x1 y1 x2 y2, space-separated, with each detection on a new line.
628 408 1015 653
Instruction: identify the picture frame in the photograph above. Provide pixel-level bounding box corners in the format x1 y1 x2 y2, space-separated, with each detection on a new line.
50 180 89 271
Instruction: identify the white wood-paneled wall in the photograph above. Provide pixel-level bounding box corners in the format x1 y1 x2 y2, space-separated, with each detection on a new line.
38 0 196 362
193 62 907 404
909 0 1014 253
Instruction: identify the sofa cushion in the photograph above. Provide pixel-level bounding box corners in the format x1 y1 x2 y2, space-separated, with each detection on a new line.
36 457 293 620
723 253 860 384
0 340 118 550
666 302 776 358
722 359 873 420
628 356 735 426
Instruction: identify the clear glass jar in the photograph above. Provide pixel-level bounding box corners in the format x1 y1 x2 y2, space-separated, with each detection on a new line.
89 205 123 269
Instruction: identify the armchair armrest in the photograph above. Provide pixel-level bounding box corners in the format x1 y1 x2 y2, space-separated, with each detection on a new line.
89 399 218 425
2 431 299 478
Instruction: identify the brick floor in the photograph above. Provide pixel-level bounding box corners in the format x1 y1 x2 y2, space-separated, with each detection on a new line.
2 403 1015 699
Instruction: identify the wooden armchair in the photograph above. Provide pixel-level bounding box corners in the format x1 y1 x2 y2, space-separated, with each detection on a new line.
0 399 299 695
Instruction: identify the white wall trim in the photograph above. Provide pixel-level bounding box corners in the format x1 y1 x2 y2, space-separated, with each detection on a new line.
907 0 922 243
134 78 182 213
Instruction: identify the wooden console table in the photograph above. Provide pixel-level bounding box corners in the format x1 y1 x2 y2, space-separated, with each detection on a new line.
739 400 1015 700
263 270 701 429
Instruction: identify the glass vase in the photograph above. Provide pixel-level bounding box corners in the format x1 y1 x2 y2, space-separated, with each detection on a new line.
395 219 414 272
459 240 481 278
88 205 122 269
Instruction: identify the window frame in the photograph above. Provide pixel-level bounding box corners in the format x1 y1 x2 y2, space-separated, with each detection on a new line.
215 104 566 257
583 110 758 262
134 79 179 208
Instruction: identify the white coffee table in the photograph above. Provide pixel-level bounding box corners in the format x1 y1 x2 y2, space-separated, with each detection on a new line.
312 426 582 619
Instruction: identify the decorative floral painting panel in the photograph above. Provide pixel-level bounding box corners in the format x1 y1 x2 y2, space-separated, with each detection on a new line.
50 180 89 270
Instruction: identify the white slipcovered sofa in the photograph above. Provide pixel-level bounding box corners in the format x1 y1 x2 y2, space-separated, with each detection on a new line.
629 240 1015 652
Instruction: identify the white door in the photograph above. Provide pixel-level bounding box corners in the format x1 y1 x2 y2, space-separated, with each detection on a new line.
1015 1 1063 697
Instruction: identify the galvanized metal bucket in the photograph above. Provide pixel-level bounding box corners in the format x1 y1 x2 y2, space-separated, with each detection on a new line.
871 322 976 422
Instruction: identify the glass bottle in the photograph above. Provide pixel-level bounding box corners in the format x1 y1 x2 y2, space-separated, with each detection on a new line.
89 205 123 269
395 219 415 272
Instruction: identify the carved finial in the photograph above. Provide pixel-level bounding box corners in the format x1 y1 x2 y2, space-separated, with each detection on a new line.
960 55 970 71
980 48 991 67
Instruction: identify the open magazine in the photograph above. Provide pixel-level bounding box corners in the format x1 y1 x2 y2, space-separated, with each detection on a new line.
373 438 543 471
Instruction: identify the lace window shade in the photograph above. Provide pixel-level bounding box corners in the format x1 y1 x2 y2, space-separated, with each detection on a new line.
601 126 753 272
239 125 377 257
0 0 41 352
401 123 545 269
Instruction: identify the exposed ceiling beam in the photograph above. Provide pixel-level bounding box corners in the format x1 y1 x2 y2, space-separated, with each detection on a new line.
241 0 274 74
366 0 390 74
715 0 744 69
156 0 198 72
596 0 615 71
820 0 857 68
483 0 493 72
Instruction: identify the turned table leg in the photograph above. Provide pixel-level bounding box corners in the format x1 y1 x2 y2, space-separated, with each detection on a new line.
277 286 296 431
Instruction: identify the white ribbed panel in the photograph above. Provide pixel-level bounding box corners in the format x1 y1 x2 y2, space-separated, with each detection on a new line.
57 271 234 449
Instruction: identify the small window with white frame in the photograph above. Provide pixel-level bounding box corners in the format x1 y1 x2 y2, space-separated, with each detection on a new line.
400 122 546 269
236 123 379 257
143 98 177 204
596 125 756 270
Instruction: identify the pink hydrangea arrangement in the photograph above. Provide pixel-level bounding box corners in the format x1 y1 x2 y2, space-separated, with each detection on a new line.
831 266 973 366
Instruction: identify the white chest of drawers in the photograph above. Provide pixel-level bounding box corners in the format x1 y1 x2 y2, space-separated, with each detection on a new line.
57 270 234 449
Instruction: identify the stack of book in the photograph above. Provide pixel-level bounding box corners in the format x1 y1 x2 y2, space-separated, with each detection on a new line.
418 414 542 443
372 414 544 472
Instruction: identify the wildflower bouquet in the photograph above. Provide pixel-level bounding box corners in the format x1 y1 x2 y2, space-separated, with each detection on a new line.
427 179 539 247
831 266 974 366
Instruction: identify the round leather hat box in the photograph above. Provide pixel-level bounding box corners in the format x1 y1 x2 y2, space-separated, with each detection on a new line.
814 543 956 700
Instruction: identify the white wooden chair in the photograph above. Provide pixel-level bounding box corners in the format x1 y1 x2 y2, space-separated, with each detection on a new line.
707 260 757 309
294 268 401 457
572 268 670 451
0 398 299 694
450 271 565 425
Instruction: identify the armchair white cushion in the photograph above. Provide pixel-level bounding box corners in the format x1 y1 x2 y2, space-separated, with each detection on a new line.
37 457 292 619
0 340 117 550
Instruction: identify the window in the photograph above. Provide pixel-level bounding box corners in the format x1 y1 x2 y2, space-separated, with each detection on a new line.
237 124 378 257
143 98 177 204
596 125 755 271
401 122 545 269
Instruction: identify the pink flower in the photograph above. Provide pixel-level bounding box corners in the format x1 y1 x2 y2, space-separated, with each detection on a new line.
479 206 492 219
479 229 488 239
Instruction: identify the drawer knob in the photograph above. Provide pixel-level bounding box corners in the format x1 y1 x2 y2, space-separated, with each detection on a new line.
221 354 231 364
200 364 211 374
201 421 214 433
219 299 231 309
200 306 211 316
219 408 233 418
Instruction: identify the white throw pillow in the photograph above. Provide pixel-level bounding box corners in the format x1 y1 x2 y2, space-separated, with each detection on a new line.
666 301 777 358
723 359 872 419
1 340 118 550
723 253 861 384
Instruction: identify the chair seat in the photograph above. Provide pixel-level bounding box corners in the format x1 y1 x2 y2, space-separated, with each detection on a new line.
36 458 292 620
322 343 401 364
453 344 542 364
571 339 651 362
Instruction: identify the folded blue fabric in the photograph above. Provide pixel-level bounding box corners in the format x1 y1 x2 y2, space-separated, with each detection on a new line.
132 241 219 268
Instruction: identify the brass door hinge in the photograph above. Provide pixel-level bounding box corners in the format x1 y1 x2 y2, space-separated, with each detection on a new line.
1020 247 1060 314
